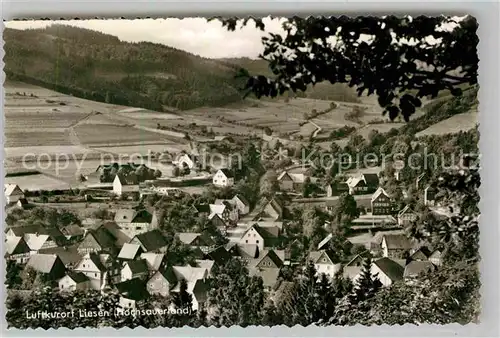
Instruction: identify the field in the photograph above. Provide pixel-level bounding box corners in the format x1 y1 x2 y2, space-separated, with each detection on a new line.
73 125 172 146
4 173 72 191
4 130 72 147
415 112 478 137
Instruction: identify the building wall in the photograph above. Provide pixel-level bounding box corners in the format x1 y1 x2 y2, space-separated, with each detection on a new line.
232 198 250 215
6 192 24 204
279 179 294 192
213 172 234 187
371 264 393 287
147 273 170 297
7 253 31 264
240 228 265 251
315 263 341 278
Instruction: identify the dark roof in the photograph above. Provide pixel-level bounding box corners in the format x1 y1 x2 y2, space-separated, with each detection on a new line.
88 228 116 249
61 224 85 237
39 245 82 266
27 254 64 274
115 278 149 301
193 204 211 213
363 173 380 186
115 173 139 185
404 261 435 278
5 237 30 255
66 271 89 284
258 250 284 268
374 257 404 282
17 198 29 206
114 209 153 223
88 252 107 272
218 168 235 178
383 234 412 250
204 246 231 265
133 230 168 252
251 224 280 239
159 265 178 285
125 259 149 274
409 246 431 261
233 194 250 207
100 222 131 247
6 225 42 236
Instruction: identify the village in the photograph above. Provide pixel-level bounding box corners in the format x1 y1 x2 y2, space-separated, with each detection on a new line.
4 137 451 314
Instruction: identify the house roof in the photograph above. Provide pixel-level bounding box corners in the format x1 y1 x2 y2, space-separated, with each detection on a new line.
125 259 149 275
114 173 138 186
65 271 89 284
38 245 82 267
5 236 31 255
371 187 390 202
61 224 85 237
382 234 413 250
177 233 199 245
217 168 234 178
6 225 42 237
404 261 435 278
115 278 149 301
4 184 23 196
118 243 143 260
157 266 178 285
132 230 168 252
256 250 284 268
343 266 362 280
209 204 226 215
233 244 259 259
87 227 116 250
373 257 404 282
27 254 62 274
409 246 432 260
140 253 165 271
87 252 107 272
114 209 153 224
100 222 131 247
398 205 415 217
245 224 279 240
193 204 211 213
317 233 333 250
204 246 231 265
308 250 336 264
277 171 294 182
232 194 250 207
172 266 207 282
362 173 380 186
192 260 215 274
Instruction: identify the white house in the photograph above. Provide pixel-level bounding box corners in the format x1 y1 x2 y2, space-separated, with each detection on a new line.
74 253 108 290
213 169 235 187
121 259 150 282
231 195 251 215
308 250 341 279
4 237 31 264
397 205 418 226
58 272 90 292
113 174 139 197
175 154 197 170
4 184 25 204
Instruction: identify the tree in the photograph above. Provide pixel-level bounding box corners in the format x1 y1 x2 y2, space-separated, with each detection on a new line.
260 169 279 197
154 169 162 178
333 193 359 224
172 166 181 177
214 16 478 121
5 260 22 288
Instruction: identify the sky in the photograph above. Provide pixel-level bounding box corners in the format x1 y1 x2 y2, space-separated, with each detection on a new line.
4 17 285 59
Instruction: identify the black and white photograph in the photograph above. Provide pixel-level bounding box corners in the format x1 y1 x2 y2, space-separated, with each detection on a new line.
2 15 480 329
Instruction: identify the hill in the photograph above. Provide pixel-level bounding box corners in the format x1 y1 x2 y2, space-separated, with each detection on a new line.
4 24 360 112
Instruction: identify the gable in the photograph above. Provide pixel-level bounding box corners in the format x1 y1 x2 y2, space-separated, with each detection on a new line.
316 251 333 265
79 234 103 251
75 256 101 272
257 255 279 268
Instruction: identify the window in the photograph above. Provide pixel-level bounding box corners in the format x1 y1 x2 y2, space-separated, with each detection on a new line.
95 273 98 277
245 240 248 243
256 240 259 244
83 264 85 268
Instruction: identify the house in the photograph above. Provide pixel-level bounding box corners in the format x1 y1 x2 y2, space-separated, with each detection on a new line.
239 224 280 252
38 245 83 269
115 278 149 310
23 228 67 252
428 249 443 267
140 253 167 273
16 198 30 209
129 230 169 253
317 233 334 251
4 184 25 204
118 243 144 261
408 246 431 262
342 254 368 281
193 204 211 217
210 202 238 223
213 169 235 187
26 254 66 280
397 205 418 226
113 173 139 197
381 234 413 259
371 187 392 215
231 194 251 215
424 186 437 206
403 260 436 280
371 257 404 287
277 171 317 192
308 250 341 279
121 259 150 281
326 182 349 197
257 197 284 221
175 153 198 170
203 246 232 266
114 208 156 236
5 237 31 264
192 259 216 277
171 266 210 310
249 250 284 291
73 252 108 290
147 266 178 297
177 232 216 253
226 242 260 262
346 173 379 195
58 271 90 292
60 224 85 243
207 213 227 233
77 227 117 255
